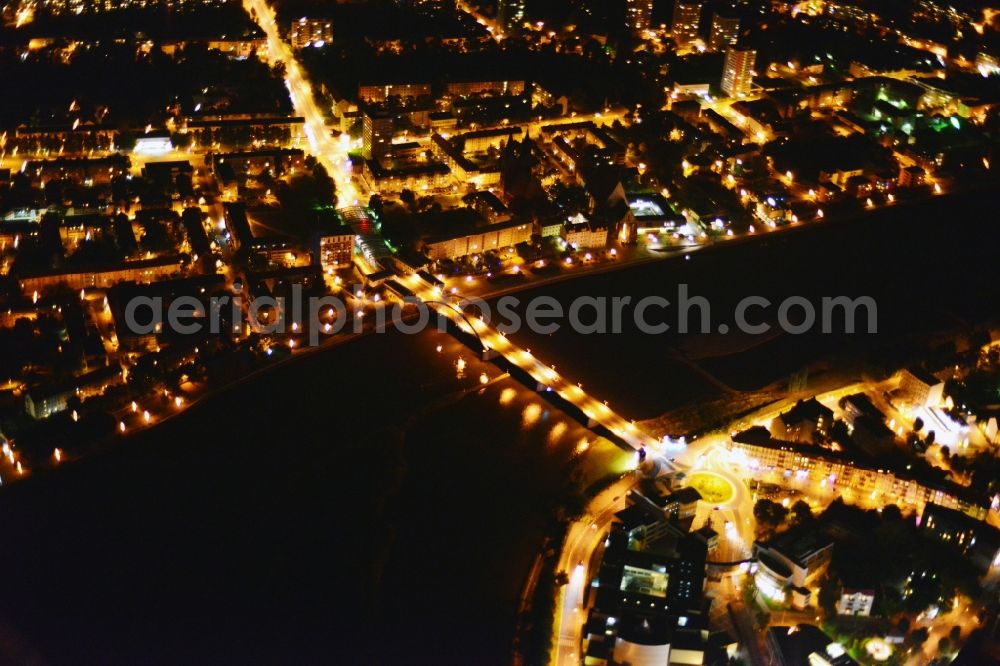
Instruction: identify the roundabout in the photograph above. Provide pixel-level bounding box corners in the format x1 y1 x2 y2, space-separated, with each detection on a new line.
685 471 737 506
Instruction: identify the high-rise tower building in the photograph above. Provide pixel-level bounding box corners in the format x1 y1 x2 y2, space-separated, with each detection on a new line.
671 0 703 46
362 110 394 161
626 0 654 33
721 47 755 97
708 12 739 51
497 0 526 34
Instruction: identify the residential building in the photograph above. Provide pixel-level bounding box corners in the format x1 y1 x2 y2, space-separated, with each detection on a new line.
360 159 452 195
562 213 609 249
899 165 926 188
430 133 502 188
458 126 523 153
358 83 432 105
626 0 654 33
59 214 111 253
708 13 739 51
462 191 512 225
211 149 305 177
496 0 526 34
729 431 990 519
850 414 896 456
183 115 306 148
898 367 945 407
838 393 884 428
770 398 833 444
18 256 184 297
22 155 130 186
107 275 228 351
836 586 875 616
444 80 526 98
362 110 394 161
672 0 703 46
289 18 333 49
975 51 1000 77
422 219 532 260
922 503 1000 573
721 47 756 98
314 224 356 271
24 365 124 420
202 37 266 59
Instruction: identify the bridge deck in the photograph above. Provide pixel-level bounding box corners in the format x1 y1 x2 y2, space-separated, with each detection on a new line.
405 274 674 464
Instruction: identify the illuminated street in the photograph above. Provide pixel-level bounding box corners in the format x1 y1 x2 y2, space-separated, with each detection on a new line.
242 0 359 204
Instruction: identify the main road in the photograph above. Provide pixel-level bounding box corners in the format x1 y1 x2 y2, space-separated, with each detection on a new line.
242 0 359 204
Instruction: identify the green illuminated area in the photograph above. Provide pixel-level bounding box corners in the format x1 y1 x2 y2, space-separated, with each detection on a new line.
686 471 735 505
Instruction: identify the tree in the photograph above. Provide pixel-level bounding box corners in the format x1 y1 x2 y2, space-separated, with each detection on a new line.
830 419 851 446
171 132 192 149
907 627 929 650
754 499 789 527
913 417 924 432
116 131 137 151
791 500 813 524
968 328 991 351
949 625 962 644
818 575 839 616
881 504 903 522
310 164 336 207
140 220 174 253
399 188 417 212
937 636 951 655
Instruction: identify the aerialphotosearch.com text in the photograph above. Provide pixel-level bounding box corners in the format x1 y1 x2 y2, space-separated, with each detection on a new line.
124 283 878 347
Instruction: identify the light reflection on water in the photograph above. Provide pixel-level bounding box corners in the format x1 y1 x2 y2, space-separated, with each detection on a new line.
521 402 542 428
499 388 516 406
547 421 567 444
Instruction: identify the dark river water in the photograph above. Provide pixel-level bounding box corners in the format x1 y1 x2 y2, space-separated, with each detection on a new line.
0 327 627 665
501 191 1000 419
0 191 996 665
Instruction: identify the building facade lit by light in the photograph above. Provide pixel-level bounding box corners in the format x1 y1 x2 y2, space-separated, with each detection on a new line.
672 0 703 46
361 110 394 161
708 12 739 51
289 18 333 50
496 0 525 34
721 47 756 98
627 0 654 33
